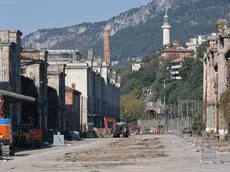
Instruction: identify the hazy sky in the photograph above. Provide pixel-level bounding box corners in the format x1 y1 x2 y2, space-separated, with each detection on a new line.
0 0 152 35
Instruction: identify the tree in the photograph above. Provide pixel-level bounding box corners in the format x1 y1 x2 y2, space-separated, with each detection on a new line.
120 91 146 122
197 41 209 58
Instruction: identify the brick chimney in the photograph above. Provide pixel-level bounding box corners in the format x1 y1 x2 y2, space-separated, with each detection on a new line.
103 29 111 66
72 83 76 90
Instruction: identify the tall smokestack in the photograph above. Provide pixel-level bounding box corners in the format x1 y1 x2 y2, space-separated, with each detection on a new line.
87 48 95 62
103 28 111 65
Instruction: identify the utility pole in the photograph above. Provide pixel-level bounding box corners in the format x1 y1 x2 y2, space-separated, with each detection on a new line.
194 98 197 117
163 79 166 110
191 98 194 118
186 101 189 119
177 97 180 119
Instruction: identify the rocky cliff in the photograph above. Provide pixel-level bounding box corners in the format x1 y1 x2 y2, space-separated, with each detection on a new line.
22 0 230 60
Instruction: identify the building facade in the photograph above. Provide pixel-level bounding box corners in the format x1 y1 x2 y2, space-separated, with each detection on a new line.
65 85 81 132
46 29 121 132
132 63 142 71
0 30 22 130
47 62 66 131
186 35 207 53
203 19 230 136
64 57 120 132
21 50 48 130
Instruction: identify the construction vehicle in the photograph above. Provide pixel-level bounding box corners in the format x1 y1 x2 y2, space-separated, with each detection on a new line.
17 123 42 148
158 125 164 134
104 117 116 133
113 122 130 138
0 96 15 157
18 124 32 148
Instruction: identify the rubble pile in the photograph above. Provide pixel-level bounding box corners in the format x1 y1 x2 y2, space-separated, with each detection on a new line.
61 138 167 168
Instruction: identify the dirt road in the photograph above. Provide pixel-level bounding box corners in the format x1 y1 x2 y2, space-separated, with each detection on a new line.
0 135 230 172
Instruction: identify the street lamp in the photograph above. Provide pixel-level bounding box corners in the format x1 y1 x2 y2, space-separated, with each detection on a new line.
125 110 127 122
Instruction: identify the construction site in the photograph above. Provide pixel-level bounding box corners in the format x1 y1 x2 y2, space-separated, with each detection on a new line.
0 27 121 158
0 133 229 172
1 1 230 169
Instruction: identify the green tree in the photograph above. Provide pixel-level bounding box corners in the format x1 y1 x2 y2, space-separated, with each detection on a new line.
197 41 209 58
120 91 146 121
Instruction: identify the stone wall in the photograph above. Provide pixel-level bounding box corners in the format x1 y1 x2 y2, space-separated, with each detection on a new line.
203 19 230 136
138 118 190 132
65 87 81 131
21 50 48 129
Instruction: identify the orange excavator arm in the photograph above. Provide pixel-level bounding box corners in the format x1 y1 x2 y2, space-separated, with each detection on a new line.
0 96 5 118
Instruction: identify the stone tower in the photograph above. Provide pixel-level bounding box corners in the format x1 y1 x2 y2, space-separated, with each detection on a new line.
161 10 171 45
103 28 111 66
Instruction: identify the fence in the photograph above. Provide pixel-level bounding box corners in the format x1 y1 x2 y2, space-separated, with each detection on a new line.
201 135 230 164
138 118 190 133
201 137 217 164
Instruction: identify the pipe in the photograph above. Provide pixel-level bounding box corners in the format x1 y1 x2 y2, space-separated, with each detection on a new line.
0 89 35 103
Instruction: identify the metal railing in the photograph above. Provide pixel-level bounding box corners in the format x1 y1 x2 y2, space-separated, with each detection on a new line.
201 136 217 164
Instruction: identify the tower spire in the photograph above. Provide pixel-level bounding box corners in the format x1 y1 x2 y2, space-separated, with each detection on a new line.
161 9 171 45
164 9 169 22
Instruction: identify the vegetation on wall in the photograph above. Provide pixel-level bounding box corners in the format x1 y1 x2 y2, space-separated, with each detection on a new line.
219 89 230 123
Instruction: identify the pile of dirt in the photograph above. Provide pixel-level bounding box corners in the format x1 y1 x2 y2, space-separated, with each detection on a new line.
61 137 168 168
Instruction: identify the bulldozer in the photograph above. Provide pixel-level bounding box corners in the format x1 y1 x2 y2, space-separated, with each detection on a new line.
113 122 130 138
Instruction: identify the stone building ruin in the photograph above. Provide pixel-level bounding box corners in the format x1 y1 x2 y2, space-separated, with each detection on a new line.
203 19 230 136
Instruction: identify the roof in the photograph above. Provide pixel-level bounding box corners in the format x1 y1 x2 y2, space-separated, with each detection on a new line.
172 57 185 62
161 48 192 53
65 86 81 94
171 56 195 63
163 40 180 46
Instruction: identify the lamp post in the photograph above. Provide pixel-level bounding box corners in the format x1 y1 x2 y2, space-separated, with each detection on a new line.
163 79 166 110
125 110 127 123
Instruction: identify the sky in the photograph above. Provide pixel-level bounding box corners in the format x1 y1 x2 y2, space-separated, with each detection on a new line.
0 0 152 35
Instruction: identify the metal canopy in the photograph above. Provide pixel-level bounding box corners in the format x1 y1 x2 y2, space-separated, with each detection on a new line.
0 89 36 103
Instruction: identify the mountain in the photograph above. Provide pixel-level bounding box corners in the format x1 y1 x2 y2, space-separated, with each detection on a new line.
22 0 230 60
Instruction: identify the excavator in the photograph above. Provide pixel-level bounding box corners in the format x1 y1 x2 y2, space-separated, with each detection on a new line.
113 122 130 138
103 117 129 138
0 96 15 157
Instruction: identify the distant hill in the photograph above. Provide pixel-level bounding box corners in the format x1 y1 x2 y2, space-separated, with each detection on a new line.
22 0 230 60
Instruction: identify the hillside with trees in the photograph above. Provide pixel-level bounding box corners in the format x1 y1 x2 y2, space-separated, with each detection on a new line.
119 41 208 121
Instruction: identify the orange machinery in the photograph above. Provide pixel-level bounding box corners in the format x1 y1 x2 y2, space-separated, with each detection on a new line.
0 96 14 156
104 117 116 133
17 119 42 148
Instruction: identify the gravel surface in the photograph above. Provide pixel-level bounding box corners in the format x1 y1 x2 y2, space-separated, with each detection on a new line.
61 137 167 168
0 135 230 172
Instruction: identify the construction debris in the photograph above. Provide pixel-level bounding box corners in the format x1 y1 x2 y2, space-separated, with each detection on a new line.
61 137 168 168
